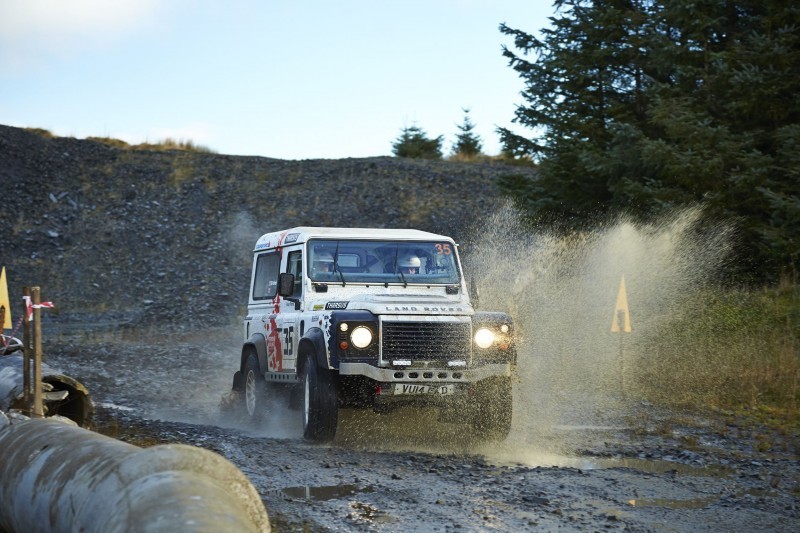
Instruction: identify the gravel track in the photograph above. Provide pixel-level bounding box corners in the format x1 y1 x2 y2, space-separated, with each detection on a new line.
41 329 800 532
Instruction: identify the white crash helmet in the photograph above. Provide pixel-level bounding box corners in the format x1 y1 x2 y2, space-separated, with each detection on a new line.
314 252 334 269
399 254 421 270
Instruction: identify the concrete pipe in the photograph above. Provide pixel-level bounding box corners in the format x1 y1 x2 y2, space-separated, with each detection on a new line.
0 354 93 427
0 419 270 532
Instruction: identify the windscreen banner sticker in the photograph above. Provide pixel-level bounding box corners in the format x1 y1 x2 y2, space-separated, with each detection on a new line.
325 301 348 310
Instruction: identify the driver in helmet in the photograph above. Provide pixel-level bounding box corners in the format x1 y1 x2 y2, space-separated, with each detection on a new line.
398 254 421 275
313 252 334 275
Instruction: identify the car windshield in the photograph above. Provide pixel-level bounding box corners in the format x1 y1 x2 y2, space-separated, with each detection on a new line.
308 239 461 285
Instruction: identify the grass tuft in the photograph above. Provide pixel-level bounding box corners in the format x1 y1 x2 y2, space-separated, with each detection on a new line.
25 127 56 138
134 137 215 153
26 128 215 153
445 152 538 166
88 136 131 149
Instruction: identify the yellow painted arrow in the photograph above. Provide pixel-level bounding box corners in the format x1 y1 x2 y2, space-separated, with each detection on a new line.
611 275 631 333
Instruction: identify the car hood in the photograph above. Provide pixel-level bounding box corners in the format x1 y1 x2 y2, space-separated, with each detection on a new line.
343 293 473 316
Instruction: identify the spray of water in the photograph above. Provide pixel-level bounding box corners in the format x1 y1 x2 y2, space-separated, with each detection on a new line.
141 210 306 439
465 203 732 461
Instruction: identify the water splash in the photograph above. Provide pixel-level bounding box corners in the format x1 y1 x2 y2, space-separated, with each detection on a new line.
463 203 732 456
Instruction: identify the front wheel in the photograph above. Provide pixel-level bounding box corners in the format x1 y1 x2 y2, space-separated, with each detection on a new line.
301 352 338 442
242 353 265 423
471 376 513 441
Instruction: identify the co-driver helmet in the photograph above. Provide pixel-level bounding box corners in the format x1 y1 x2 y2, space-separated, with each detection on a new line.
314 252 334 273
398 254 421 274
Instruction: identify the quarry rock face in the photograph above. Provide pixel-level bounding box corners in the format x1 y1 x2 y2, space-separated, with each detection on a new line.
0 125 533 329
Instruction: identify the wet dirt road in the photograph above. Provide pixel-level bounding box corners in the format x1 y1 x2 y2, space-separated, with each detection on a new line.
46 330 799 532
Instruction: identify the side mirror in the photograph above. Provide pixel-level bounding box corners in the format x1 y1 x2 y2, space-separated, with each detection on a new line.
468 275 480 309
278 273 295 298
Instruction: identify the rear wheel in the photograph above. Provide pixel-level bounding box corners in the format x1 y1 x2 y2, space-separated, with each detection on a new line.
243 353 265 423
302 352 338 442
471 376 513 441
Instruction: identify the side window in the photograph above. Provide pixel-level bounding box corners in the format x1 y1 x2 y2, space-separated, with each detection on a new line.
252 251 281 300
287 250 303 298
337 254 360 268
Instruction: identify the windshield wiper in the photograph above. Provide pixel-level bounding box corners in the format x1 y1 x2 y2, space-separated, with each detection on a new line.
333 241 346 287
392 247 408 287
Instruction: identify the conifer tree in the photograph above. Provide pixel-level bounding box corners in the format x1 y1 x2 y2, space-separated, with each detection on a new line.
392 125 443 160
452 108 483 158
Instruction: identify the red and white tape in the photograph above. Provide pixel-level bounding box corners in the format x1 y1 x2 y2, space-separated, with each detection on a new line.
22 295 55 321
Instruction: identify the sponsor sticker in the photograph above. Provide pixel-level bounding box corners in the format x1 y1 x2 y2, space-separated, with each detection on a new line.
325 301 348 310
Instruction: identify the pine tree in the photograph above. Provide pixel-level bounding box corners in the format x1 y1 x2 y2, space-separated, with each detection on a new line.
452 108 483 158
392 125 443 159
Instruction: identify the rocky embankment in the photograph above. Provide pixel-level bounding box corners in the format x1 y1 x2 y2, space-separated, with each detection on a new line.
0 125 534 329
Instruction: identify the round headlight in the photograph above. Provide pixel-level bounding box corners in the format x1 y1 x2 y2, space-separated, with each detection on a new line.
350 326 373 349
474 328 495 349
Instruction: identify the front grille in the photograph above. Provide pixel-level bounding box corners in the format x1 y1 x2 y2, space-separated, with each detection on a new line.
381 321 471 361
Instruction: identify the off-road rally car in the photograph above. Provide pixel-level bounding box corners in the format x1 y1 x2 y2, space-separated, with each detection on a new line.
231 227 516 442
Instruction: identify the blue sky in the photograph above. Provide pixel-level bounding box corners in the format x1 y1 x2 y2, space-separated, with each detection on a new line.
0 1 553 160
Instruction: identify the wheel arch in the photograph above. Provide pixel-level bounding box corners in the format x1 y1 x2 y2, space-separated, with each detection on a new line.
241 333 268 375
297 327 328 375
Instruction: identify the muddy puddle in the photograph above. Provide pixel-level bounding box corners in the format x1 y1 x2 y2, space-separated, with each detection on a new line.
588 456 730 476
493 451 734 476
626 494 721 509
278 484 375 501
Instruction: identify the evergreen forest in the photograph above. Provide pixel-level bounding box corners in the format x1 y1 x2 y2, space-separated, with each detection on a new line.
498 0 799 283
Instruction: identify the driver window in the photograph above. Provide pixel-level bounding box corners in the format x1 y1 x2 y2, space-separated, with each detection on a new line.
287 250 303 298
252 251 280 300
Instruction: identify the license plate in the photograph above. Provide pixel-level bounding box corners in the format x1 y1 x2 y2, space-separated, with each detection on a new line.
393 384 455 396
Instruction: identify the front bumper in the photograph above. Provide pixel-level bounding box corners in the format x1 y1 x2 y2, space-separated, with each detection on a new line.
338 362 512 383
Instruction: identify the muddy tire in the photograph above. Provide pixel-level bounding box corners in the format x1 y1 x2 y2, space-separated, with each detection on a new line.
471 376 512 441
242 352 266 424
302 352 338 442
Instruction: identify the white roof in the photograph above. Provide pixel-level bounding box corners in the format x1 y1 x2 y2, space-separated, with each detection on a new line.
254 226 453 251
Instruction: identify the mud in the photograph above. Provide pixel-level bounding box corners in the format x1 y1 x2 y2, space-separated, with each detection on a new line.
43 329 799 532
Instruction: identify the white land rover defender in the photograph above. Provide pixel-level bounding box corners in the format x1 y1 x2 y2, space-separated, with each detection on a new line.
232 227 516 442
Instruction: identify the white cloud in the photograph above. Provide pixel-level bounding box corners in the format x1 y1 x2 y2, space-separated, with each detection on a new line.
0 0 161 71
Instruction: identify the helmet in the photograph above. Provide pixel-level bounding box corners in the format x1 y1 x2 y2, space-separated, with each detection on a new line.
314 252 334 272
398 254 420 274
399 255 421 268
